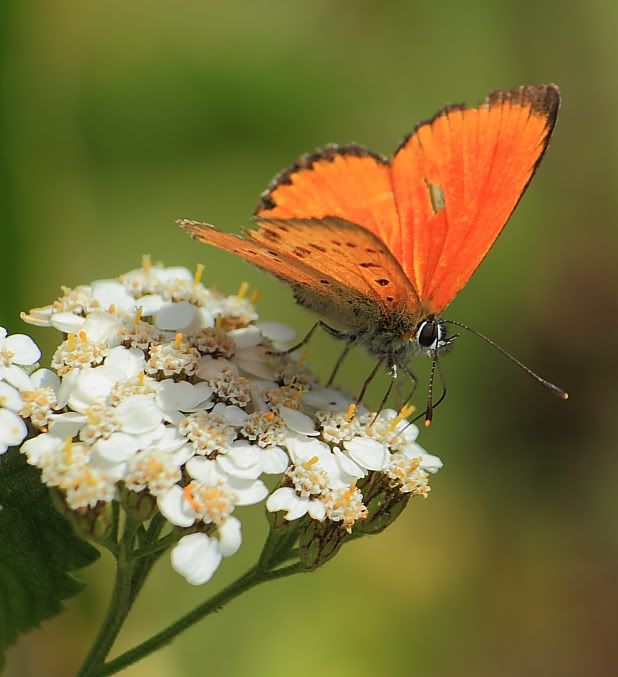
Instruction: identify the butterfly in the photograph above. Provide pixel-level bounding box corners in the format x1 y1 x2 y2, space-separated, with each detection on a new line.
180 84 567 424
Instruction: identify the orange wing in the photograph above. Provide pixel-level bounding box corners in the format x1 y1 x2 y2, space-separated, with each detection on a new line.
179 217 420 333
256 84 560 316
255 145 402 259
391 84 560 313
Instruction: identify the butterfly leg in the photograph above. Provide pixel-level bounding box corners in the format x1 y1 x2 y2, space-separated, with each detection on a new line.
370 364 397 424
326 344 351 386
269 320 352 356
354 359 384 408
399 363 419 408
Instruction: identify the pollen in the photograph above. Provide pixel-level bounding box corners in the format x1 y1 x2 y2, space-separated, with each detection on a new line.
345 403 357 421
63 437 73 465
183 479 237 526
286 459 328 497
178 411 237 456
142 254 152 273
193 263 205 286
236 281 250 299
240 411 287 447
322 484 368 532
387 452 431 497
387 404 415 433
249 289 260 304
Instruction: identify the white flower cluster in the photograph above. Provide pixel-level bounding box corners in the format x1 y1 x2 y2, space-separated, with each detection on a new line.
6 258 442 585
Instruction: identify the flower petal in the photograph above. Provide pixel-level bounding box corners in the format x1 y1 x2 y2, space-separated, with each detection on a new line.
21 432 62 466
116 395 162 434
256 322 296 343
260 446 289 474
154 301 198 331
50 312 86 333
218 516 242 556
0 382 24 412
94 432 140 463
29 368 61 392
343 436 389 471
278 406 319 436
48 412 87 438
158 485 196 527
104 346 146 379
171 533 222 585
308 498 326 521
228 326 262 349
4 334 41 365
228 478 268 506
0 409 28 448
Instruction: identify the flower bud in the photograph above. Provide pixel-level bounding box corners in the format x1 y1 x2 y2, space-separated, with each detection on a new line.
120 486 159 523
354 487 410 535
298 519 347 571
51 488 114 544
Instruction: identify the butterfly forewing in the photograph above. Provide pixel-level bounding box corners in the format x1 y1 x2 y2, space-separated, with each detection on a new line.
391 84 560 314
255 146 403 258
255 84 560 317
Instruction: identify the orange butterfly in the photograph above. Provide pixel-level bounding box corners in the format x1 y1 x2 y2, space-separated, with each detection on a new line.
181 84 567 423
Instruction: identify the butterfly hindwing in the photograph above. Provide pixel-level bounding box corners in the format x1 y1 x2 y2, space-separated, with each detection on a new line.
179 218 419 335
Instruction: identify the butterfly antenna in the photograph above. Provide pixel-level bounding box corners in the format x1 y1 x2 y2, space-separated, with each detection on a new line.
442 319 568 399
405 350 448 428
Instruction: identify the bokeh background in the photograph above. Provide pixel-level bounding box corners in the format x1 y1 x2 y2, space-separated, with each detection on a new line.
2 1 617 676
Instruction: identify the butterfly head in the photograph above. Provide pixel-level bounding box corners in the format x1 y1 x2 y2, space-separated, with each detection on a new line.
414 317 458 356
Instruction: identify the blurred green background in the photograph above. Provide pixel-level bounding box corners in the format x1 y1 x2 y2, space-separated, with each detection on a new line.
2 1 617 675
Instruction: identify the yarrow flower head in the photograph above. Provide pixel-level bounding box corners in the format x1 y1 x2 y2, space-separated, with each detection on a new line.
8 259 442 586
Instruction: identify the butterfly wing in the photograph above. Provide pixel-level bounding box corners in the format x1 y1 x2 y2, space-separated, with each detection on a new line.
391 84 560 314
255 145 403 259
255 85 559 318
179 217 420 336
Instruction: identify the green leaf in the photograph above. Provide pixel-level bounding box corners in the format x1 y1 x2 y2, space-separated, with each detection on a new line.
0 448 100 663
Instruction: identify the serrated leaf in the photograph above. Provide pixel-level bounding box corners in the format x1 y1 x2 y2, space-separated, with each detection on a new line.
0 448 100 662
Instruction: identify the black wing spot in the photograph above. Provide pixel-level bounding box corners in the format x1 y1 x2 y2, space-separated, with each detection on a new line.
332 240 342 247
365 247 378 254
359 262 378 269
310 243 327 253
375 278 390 286
386 296 394 302
267 250 279 257
346 242 358 248
293 246 312 258
261 229 281 241
320 279 330 285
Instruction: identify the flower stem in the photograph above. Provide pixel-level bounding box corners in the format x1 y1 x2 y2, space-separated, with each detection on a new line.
98 562 303 676
76 541 135 676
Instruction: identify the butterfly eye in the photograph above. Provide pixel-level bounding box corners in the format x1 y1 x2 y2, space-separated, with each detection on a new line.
416 319 441 349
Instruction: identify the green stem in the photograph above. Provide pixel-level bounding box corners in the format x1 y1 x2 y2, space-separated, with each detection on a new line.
77 545 135 676
129 531 178 561
98 562 304 676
